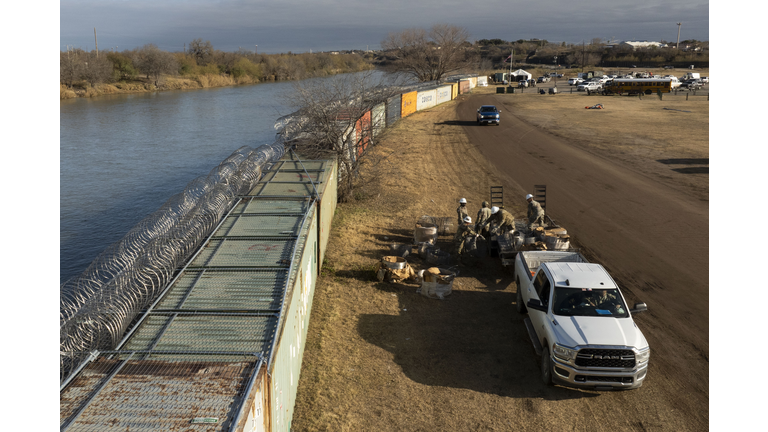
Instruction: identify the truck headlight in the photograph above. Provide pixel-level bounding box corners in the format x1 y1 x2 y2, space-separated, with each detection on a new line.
553 343 577 361
636 347 651 364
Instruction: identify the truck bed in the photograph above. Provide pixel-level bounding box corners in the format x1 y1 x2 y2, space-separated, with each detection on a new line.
516 251 588 281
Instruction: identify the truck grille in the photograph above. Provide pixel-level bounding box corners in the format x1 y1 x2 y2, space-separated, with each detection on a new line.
575 375 633 384
576 349 635 368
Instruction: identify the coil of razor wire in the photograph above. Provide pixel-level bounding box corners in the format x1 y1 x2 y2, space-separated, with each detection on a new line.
60 141 285 383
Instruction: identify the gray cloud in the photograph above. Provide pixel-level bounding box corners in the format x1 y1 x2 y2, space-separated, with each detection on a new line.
60 0 709 53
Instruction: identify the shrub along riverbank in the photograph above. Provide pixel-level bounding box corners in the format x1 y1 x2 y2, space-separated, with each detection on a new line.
60 41 374 99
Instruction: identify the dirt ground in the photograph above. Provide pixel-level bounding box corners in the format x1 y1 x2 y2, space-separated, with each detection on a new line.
291 75 709 431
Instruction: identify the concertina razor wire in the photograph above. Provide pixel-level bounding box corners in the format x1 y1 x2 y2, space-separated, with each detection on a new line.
60 141 286 383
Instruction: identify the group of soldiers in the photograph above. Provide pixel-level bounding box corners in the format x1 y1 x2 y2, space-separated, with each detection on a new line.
453 194 545 258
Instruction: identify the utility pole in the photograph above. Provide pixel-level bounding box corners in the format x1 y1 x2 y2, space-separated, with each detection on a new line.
94 28 98 58
676 23 682 50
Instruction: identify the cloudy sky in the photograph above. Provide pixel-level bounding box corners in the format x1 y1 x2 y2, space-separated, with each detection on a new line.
59 0 709 53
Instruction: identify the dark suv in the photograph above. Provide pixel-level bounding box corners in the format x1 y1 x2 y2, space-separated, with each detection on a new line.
476 105 501 125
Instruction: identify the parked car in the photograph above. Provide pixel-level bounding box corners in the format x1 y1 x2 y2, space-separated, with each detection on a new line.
549 72 557 77
568 78 584 86
518 80 529 88
537 76 551 83
476 105 501 125
680 80 702 90
557 74 564 78
577 82 602 92
700 76 709 84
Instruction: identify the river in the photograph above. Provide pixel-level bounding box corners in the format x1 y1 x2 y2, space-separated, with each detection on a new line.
60 81 301 284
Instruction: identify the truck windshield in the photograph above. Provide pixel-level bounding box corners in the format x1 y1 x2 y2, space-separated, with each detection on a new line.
552 287 629 318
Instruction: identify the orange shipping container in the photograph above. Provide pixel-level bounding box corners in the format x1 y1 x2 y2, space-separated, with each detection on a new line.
355 111 371 157
401 91 417 117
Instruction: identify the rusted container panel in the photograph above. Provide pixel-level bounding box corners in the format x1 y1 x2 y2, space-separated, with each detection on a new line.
416 88 437 111
355 110 371 157
436 85 452 105
61 357 261 432
459 80 470 94
401 91 417 117
386 94 401 126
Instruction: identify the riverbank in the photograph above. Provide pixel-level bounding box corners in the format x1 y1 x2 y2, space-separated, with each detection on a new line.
60 66 374 99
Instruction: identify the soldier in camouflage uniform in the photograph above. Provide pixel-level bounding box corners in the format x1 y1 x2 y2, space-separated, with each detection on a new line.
526 193 545 230
481 206 516 235
475 201 492 237
457 198 469 225
454 216 477 256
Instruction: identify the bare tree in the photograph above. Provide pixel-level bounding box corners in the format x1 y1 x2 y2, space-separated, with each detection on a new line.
81 52 114 87
60 48 85 87
189 38 214 65
133 44 178 87
381 24 477 82
278 72 404 201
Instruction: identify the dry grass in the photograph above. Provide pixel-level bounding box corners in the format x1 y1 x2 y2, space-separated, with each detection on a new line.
194 73 236 88
60 85 76 99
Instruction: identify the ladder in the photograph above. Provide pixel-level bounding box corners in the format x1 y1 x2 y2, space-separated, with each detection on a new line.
490 186 504 208
533 184 547 214
533 184 558 226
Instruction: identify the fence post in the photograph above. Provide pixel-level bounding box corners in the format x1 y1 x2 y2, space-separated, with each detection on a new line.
686 93 689 101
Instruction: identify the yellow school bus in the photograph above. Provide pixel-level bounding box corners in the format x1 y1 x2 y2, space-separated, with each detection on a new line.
603 79 673 95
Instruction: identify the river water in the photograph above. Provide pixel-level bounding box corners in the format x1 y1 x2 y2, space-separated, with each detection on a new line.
60 81 299 283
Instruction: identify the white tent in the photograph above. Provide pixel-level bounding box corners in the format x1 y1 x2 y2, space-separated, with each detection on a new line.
510 69 532 81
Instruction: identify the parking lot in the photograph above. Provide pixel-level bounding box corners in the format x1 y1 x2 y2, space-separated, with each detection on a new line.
498 69 709 97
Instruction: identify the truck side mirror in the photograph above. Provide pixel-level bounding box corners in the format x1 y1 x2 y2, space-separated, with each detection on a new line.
527 299 547 312
630 303 648 314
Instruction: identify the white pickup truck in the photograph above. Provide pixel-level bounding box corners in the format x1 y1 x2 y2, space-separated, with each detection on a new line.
514 251 650 390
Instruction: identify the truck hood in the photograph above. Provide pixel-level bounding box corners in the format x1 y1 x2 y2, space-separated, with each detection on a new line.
552 316 648 349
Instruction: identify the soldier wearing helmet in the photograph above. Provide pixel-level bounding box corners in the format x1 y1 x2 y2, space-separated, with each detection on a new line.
453 215 477 256
526 193 545 230
457 198 469 225
481 205 516 236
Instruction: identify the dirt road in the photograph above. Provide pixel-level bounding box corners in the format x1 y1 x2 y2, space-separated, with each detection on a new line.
292 90 709 431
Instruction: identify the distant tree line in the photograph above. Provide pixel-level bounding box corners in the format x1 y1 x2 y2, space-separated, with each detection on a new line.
373 28 708 82
60 38 373 91
472 38 708 70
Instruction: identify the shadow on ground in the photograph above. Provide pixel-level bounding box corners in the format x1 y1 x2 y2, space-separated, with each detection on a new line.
657 158 709 175
357 259 598 401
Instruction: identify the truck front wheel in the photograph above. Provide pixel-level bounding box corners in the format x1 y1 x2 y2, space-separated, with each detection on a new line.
516 278 527 314
541 347 553 386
